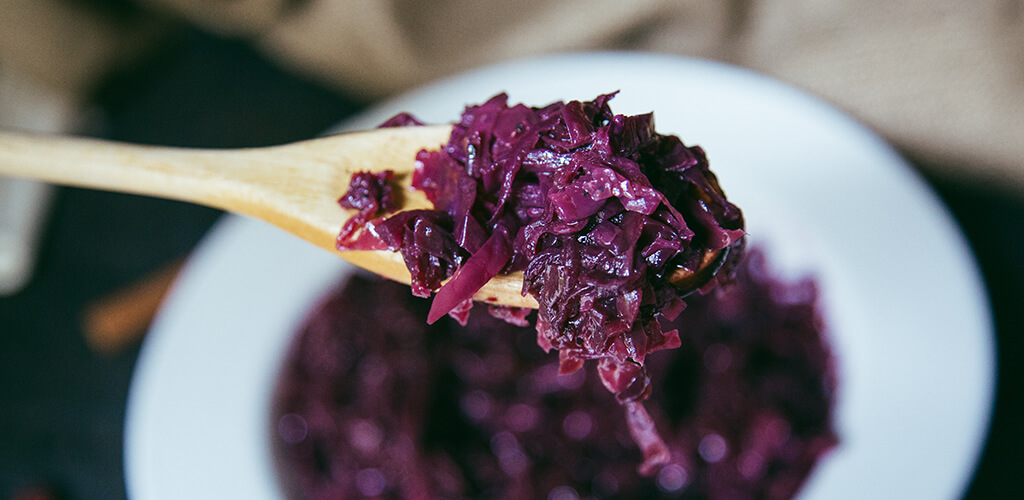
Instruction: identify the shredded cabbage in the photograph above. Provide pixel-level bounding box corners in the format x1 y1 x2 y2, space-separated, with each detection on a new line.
338 93 745 472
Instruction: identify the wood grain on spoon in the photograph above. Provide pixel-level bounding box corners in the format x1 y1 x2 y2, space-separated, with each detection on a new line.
0 127 715 309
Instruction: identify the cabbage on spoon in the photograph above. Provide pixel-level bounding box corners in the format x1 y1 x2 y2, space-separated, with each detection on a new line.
337 93 745 473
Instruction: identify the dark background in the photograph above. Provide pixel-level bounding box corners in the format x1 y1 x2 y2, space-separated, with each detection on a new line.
0 29 1020 499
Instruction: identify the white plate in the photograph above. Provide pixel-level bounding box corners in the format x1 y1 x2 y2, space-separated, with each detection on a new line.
125 53 994 500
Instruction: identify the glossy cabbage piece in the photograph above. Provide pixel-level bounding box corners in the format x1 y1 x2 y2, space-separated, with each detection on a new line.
336 171 396 248
273 249 836 499
337 93 745 470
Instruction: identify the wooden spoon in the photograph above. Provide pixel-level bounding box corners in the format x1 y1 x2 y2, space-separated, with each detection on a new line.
0 127 722 308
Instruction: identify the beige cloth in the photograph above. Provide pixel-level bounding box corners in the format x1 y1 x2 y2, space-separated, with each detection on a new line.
3 0 1023 194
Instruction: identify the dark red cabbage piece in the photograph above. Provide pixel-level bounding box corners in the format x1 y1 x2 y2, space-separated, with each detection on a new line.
272 249 837 499
336 171 396 248
337 93 745 471
378 112 425 128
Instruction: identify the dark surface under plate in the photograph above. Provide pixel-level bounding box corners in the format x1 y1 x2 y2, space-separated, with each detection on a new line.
0 30 1019 499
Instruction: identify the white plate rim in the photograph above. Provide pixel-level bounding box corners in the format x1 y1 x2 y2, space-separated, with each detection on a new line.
125 52 994 500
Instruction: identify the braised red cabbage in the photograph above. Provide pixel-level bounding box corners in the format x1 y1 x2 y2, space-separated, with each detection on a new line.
337 93 745 471
273 249 837 499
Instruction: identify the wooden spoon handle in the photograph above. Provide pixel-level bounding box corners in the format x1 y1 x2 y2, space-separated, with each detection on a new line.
0 126 456 212
0 131 234 206
0 127 541 310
